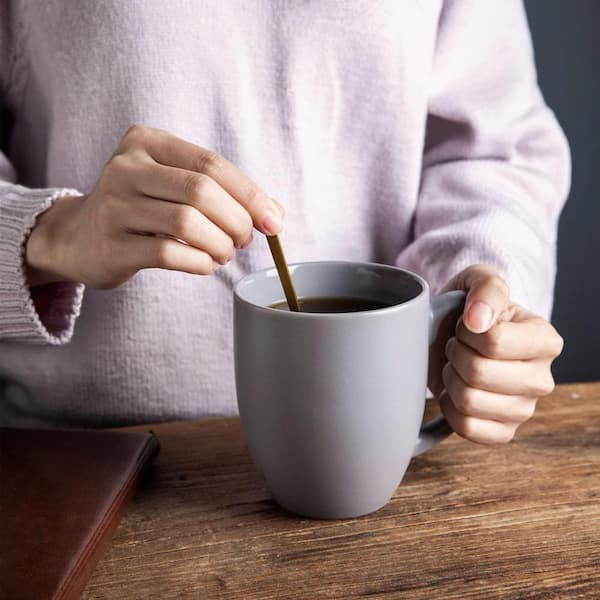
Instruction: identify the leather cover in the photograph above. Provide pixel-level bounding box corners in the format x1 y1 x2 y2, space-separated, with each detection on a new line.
0 427 159 599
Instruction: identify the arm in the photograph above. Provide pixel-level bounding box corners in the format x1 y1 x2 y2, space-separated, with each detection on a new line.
1 122 285 347
396 0 570 319
0 11 284 346
398 0 568 444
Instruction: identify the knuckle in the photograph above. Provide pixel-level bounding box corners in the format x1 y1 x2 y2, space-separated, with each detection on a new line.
552 332 565 357
241 211 254 234
215 237 235 264
530 372 554 396
230 212 253 246
194 150 224 174
104 153 134 178
441 361 453 388
463 356 486 387
534 319 564 359
445 336 457 360
242 184 267 210
454 386 478 416
473 263 497 276
457 417 477 441
124 124 148 144
521 400 537 422
155 240 174 268
537 374 555 396
272 198 286 217
498 426 517 444
488 275 510 298
483 326 504 358
170 205 197 239
492 274 509 292
183 173 211 202
196 252 216 275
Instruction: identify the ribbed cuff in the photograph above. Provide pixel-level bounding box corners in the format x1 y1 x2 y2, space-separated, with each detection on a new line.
0 183 85 344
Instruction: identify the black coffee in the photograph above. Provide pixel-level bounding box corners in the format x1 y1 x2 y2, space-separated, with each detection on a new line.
269 296 393 313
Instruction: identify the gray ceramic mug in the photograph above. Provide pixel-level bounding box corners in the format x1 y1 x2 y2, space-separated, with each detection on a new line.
234 261 464 519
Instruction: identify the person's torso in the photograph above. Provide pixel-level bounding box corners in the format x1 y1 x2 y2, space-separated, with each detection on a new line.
1 0 442 426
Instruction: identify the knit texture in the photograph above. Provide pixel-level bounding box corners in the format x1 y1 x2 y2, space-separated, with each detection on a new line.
0 183 84 344
0 1 570 427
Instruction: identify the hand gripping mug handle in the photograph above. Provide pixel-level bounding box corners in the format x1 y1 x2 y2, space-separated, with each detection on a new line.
413 290 466 456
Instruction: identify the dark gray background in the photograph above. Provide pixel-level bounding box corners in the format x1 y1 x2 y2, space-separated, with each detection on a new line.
525 0 600 382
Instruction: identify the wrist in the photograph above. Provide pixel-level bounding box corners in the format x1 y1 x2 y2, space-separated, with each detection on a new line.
25 194 83 286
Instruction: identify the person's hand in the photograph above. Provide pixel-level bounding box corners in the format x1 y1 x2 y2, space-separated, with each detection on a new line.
26 125 284 288
430 264 564 444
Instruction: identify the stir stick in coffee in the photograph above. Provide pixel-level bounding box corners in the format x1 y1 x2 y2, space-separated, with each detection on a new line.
266 235 301 312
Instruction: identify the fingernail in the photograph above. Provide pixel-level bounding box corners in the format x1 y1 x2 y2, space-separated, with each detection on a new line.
240 233 254 249
262 209 283 235
467 301 494 333
220 251 234 265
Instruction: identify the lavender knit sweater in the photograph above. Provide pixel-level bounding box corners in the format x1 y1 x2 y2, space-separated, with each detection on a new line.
0 1 570 427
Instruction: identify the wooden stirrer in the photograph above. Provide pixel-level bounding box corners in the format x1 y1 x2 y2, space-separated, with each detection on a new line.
266 235 301 312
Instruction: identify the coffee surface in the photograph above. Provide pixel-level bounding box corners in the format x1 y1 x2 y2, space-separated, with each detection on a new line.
269 296 393 313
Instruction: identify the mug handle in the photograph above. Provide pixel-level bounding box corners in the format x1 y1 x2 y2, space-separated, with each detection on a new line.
413 290 466 456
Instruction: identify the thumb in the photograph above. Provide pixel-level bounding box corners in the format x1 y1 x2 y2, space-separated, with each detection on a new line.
453 266 510 334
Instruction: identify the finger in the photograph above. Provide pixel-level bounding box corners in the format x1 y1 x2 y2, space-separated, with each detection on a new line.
120 233 217 276
445 337 555 397
131 164 254 248
464 274 510 334
272 198 286 218
456 315 564 361
446 265 509 334
121 196 235 265
122 125 283 235
439 393 518 444
442 363 537 423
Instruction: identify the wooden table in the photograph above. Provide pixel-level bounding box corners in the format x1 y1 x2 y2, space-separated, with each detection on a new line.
82 383 600 599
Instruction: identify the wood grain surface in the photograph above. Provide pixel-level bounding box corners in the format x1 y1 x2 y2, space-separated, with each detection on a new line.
82 383 600 599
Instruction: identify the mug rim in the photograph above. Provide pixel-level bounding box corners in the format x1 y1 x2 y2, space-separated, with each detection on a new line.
233 260 430 319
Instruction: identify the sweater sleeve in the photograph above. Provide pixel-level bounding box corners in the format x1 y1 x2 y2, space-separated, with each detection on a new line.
395 0 570 319
0 179 85 345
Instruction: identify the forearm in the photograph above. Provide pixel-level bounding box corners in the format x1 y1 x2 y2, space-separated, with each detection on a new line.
397 150 568 317
401 0 571 317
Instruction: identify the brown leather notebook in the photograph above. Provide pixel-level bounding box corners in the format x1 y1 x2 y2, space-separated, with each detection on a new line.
0 427 159 600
